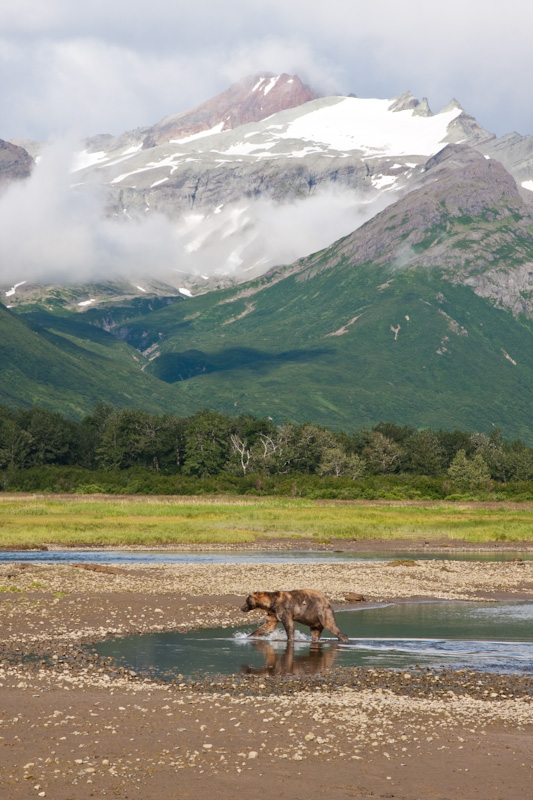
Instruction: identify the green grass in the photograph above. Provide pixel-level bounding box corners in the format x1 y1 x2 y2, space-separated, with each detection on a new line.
1 495 532 547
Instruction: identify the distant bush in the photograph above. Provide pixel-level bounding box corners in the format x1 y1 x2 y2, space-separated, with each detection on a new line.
4 465 532 501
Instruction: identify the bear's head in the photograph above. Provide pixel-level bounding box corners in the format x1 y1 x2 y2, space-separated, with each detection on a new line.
241 594 257 612
241 591 280 612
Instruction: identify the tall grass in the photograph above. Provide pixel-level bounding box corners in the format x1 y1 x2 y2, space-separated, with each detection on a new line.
0 496 532 547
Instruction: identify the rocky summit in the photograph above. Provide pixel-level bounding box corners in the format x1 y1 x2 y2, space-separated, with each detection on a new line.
142 72 318 149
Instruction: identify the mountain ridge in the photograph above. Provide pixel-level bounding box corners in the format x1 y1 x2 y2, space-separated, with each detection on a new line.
0 302 190 419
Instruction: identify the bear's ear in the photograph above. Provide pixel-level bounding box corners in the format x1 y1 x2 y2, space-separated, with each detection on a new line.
272 590 282 598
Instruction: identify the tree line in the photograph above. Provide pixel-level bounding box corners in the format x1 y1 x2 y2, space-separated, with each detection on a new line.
1 405 533 495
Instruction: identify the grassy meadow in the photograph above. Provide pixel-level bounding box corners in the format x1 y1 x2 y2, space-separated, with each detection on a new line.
1 495 533 548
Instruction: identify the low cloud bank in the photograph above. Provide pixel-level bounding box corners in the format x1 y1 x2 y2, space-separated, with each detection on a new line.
0 141 395 289
0 141 184 285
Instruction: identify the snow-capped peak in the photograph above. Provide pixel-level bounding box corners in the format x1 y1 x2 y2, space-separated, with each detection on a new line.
63 78 497 289
141 72 318 149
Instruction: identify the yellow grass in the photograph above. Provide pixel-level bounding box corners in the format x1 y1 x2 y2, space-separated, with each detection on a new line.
0 494 532 547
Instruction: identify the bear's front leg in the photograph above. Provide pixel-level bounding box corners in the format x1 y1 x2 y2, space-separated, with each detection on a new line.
280 613 295 641
249 612 278 637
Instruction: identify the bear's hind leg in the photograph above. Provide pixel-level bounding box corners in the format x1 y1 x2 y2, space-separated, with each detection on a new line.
310 624 323 642
322 609 350 643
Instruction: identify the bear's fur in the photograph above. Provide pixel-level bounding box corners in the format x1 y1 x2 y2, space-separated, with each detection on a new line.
241 589 350 642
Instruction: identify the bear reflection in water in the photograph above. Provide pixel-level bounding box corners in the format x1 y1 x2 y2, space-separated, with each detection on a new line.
241 640 339 676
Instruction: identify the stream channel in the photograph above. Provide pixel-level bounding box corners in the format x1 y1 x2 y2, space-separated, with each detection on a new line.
1 549 532 564
2 549 531 678
92 600 533 679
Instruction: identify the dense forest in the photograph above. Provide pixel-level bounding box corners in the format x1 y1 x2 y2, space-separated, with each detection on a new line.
1 405 533 499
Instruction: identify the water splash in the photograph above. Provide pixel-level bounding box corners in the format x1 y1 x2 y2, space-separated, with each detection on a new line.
233 629 310 643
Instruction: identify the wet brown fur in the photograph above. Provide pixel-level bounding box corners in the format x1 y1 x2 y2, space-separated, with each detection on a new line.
241 589 350 643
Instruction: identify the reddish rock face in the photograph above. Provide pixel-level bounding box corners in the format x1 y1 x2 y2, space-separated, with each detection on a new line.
0 139 33 183
142 73 318 149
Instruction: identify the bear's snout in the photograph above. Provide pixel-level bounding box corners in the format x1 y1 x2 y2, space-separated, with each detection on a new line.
241 595 254 612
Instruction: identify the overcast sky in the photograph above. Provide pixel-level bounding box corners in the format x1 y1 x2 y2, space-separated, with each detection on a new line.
1 0 532 142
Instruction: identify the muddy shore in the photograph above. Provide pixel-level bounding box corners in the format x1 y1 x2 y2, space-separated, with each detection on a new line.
1 546 532 799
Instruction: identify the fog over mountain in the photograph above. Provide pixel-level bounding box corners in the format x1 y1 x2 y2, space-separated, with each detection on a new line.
2 70 533 301
0 137 394 289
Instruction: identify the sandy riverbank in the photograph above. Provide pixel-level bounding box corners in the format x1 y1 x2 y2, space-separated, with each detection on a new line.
0 553 532 799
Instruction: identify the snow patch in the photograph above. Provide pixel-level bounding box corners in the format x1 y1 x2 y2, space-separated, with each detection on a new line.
221 207 248 239
72 144 143 173
263 76 279 96
78 299 95 306
171 122 225 145
5 281 26 297
371 174 398 190
111 167 152 184
274 97 463 158
227 248 244 268
522 180 533 192
72 150 109 171
222 141 276 157
179 287 193 297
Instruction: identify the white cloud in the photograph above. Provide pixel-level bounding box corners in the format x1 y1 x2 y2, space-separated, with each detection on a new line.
0 39 215 139
1 0 532 140
0 141 185 284
217 37 343 99
0 139 396 287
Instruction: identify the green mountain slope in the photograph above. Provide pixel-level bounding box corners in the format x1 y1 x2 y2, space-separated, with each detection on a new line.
0 303 188 419
118 265 533 442
110 148 533 441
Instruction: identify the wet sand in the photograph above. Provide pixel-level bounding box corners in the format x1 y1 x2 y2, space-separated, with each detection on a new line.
0 547 532 799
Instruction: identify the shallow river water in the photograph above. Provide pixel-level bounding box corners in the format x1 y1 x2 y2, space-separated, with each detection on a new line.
93 600 533 678
1 549 531 564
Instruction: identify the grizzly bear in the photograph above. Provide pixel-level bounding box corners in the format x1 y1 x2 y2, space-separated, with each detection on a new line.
241 589 350 642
